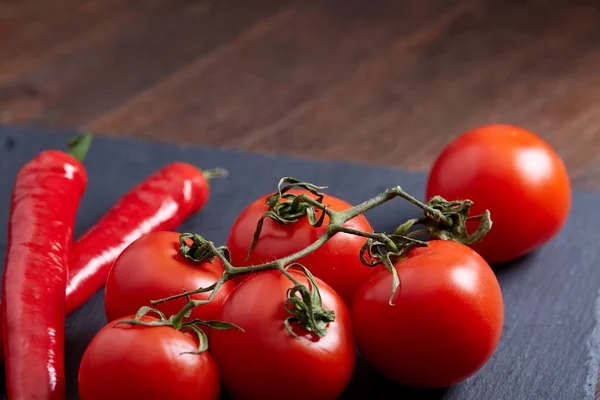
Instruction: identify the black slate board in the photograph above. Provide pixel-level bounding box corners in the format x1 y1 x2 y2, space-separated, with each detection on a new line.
0 124 598 400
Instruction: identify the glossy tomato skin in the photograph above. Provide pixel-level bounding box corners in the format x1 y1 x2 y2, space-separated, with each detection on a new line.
426 124 571 264
78 316 220 400
351 240 503 388
104 231 235 323
211 270 355 400
227 189 374 304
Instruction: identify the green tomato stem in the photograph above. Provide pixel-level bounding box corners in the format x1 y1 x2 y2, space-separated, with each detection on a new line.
147 177 492 339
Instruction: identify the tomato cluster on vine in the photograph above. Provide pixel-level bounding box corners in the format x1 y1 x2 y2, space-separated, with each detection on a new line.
77 124 570 400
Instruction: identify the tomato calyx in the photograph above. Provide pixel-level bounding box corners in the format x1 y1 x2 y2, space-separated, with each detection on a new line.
425 196 492 245
179 232 230 263
247 177 329 260
393 196 493 246
118 301 243 354
357 233 428 305
282 264 335 338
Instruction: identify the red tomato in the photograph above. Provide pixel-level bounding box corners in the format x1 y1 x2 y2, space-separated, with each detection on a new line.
351 240 503 388
426 124 571 264
104 231 235 324
211 269 355 400
227 189 374 304
78 316 220 400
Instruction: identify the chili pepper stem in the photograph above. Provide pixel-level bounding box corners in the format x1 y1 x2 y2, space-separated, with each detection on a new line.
202 168 228 180
67 133 93 162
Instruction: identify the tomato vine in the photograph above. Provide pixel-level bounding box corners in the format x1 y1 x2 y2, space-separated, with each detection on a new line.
127 177 492 346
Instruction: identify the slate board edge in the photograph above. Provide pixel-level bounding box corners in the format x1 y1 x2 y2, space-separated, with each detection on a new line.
1 123 599 398
7 123 598 196
586 291 600 398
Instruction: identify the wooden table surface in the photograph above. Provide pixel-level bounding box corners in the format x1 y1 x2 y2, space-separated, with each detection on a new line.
2 0 600 397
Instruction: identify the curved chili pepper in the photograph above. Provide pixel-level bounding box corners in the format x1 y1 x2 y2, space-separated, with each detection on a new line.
65 162 222 315
0 160 221 364
1 136 91 399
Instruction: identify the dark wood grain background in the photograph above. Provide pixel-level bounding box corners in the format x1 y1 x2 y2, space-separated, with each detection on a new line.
2 0 600 397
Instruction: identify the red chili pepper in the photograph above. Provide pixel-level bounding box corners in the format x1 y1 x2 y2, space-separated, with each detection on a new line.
65 162 223 315
1 135 91 399
0 158 222 365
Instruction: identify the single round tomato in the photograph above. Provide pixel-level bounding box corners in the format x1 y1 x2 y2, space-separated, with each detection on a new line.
211 269 355 400
351 240 504 388
78 315 220 400
104 231 235 324
227 189 374 304
426 124 571 264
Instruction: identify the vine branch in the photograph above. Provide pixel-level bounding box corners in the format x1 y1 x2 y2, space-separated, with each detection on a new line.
137 177 491 345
